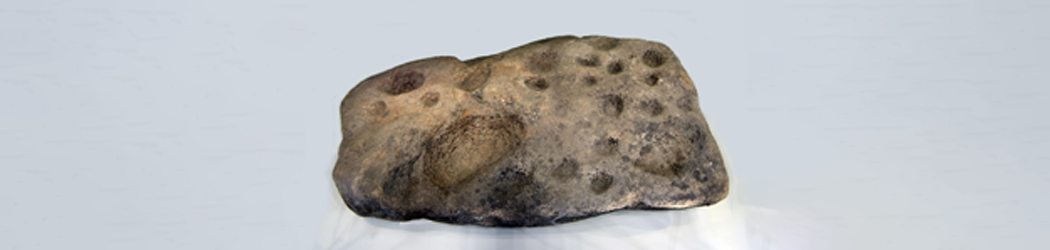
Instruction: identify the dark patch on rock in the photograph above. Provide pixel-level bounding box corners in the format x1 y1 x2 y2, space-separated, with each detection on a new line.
607 60 625 74
642 50 666 68
590 172 614 194
581 75 598 86
646 72 661 86
423 114 525 190
595 137 619 156
551 158 580 182
528 51 559 73
382 153 421 201
421 91 440 107
677 95 696 112
458 65 490 91
640 99 665 116
380 71 425 95
525 77 549 91
367 101 387 117
576 54 600 67
599 94 625 117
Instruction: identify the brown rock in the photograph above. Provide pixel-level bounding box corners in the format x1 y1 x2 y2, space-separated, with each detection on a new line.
333 35 729 227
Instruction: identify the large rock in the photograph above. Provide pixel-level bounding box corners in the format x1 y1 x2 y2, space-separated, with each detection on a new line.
333 35 729 227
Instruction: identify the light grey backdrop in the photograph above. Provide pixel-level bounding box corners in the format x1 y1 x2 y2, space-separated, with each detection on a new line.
2 0 1047 249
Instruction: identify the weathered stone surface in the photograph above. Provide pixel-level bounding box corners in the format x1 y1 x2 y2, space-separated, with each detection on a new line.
333 35 729 227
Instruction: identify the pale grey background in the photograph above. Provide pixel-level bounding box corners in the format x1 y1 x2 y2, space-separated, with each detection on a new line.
2 0 1048 249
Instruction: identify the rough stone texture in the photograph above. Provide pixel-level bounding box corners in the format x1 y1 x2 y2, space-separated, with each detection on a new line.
333 35 729 227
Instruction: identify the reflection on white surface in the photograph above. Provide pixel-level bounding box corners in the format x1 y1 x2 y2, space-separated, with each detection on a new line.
316 189 824 250
316 153 828 250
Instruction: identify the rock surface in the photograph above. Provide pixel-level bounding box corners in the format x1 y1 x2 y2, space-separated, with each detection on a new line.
333 35 729 227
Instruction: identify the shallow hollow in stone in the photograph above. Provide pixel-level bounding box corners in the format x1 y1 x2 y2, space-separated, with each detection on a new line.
333 35 728 227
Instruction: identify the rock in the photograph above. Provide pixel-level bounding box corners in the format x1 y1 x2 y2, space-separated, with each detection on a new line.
333 35 729 227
